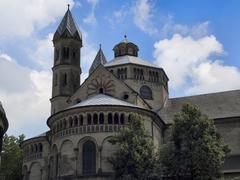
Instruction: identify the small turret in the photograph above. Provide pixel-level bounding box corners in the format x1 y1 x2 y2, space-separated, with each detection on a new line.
113 35 139 57
89 44 107 74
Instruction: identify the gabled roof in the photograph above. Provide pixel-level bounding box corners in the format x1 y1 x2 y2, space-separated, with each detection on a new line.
68 94 142 109
89 47 107 74
158 90 240 124
104 55 157 68
53 8 82 41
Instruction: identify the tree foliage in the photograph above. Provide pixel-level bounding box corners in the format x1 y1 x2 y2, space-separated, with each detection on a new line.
0 134 25 180
159 104 230 180
108 113 157 180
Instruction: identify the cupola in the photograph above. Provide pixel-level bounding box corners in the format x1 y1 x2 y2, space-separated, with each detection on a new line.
113 35 139 57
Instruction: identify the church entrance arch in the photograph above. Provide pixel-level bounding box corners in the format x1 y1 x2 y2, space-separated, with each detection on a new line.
82 140 96 175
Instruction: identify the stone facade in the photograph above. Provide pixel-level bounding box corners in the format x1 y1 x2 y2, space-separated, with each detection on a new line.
0 102 8 166
21 8 240 180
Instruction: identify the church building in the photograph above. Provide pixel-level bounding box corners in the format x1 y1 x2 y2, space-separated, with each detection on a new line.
21 7 240 180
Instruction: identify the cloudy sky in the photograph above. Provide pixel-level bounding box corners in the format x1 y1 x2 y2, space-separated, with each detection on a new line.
0 0 240 138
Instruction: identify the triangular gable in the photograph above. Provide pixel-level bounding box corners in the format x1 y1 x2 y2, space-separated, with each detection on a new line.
68 64 151 109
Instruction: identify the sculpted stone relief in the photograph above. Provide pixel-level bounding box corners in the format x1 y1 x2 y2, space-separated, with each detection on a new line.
87 75 115 96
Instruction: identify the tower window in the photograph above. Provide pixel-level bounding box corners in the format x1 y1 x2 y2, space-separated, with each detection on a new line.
140 85 152 99
55 49 59 61
62 47 69 59
73 49 77 59
63 73 67 86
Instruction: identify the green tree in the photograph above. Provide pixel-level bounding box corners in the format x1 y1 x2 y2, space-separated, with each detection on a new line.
159 104 229 180
108 113 158 180
0 134 25 180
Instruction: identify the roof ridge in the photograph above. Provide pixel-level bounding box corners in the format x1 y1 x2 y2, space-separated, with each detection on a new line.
170 89 240 100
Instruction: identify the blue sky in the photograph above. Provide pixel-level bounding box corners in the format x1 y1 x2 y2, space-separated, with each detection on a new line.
0 0 240 138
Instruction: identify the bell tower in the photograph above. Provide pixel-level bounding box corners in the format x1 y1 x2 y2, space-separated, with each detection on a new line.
51 5 82 114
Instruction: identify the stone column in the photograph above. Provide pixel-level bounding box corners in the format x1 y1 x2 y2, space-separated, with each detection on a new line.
74 148 79 177
98 145 103 174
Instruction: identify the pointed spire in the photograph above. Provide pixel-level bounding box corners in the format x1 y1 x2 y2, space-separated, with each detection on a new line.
89 45 107 74
53 6 82 42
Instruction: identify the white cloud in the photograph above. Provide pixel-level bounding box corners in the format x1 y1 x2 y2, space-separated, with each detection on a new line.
153 34 240 95
161 15 210 38
29 33 53 70
0 0 74 38
132 0 158 35
83 0 99 25
0 55 51 137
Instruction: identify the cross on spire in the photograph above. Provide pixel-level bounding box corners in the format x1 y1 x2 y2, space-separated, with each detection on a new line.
67 4 70 10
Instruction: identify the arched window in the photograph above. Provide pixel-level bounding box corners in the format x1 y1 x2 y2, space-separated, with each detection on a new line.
114 113 119 124
63 119 67 128
63 47 69 59
87 114 92 125
120 114 125 124
79 115 83 125
82 141 96 175
34 144 38 153
93 113 98 124
63 73 67 86
140 85 152 99
74 116 78 126
99 113 104 124
69 117 73 128
38 143 43 152
108 113 113 124
99 88 104 94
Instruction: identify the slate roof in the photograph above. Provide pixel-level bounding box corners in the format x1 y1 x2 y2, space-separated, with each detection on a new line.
223 155 240 172
53 8 82 41
69 94 142 109
89 47 107 74
158 90 240 124
104 55 156 68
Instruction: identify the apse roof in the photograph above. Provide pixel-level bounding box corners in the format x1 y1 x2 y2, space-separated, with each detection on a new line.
104 55 157 68
69 94 141 109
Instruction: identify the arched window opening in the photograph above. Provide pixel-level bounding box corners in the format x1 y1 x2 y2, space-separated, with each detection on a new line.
34 144 38 153
87 114 92 125
93 113 98 124
63 73 67 86
74 116 78 126
79 115 83 125
38 143 43 152
82 141 96 175
99 113 104 124
99 88 104 94
108 113 113 124
140 85 153 99
63 47 69 59
114 113 119 124
120 114 125 124
69 117 73 128
31 145 34 154
63 119 67 128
